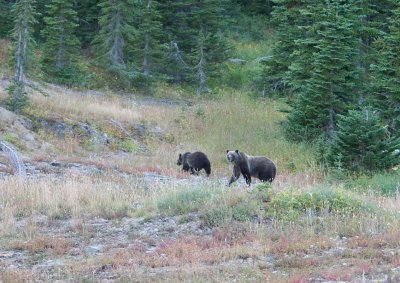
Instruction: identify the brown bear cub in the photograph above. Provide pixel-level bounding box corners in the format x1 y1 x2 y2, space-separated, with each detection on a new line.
177 151 211 176
226 150 276 186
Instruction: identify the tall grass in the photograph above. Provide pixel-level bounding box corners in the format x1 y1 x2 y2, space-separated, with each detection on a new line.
168 92 318 173
0 173 143 236
26 87 141 124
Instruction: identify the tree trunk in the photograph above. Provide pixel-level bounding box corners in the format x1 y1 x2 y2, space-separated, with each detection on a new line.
327 106 335 139
15 22 28 83
196 43 207 96
56 14 65 70
142 0 152 76
110 8 124 67
143 32 150 76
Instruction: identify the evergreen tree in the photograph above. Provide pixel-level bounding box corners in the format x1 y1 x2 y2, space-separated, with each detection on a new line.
0 0 14 37
260 0 311 96
160 0 203 83
191 0 230 93
356 0 395 102
160 0 230 86
32 0 49 43
127 0 163 81
283 3 319 97
41 0 82 84
369 3 400 135
6 0 38 112
92 0 136 87
76 0 101 48
234 0 275 15
327 107 400 173
285 0 361 141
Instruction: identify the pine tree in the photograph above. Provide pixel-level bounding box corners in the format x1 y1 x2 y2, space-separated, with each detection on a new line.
0 0 14 37
234 0 275 15
369 3 400 135
356 0 395 102
327 107 400 173
160 0 230 86
127 0 163 81
41 0 82 84
283 3 319 97
32 0 48 43
76 0 101 48
285 0 361 141
260 0 312 96
6 0 38 112
92 0 136 87
160 0 203 83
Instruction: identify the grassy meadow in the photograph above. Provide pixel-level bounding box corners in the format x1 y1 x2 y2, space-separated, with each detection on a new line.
1 81 400 282
1 32 400 281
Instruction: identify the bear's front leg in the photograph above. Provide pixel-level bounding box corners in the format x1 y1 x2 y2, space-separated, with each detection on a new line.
228 166 241 186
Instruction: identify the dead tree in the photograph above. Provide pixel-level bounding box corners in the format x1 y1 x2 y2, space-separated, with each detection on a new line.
0 141 26 176
196 42 210 96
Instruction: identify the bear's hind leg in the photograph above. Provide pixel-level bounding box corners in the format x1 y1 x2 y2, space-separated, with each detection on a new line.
244 173 252 186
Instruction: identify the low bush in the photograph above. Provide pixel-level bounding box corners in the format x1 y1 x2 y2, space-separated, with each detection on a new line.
344 172 400 196
266 187 374 222
157 186 221 216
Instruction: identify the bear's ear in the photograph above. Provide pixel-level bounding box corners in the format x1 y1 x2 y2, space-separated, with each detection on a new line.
226 150 229 153
235 150 239 153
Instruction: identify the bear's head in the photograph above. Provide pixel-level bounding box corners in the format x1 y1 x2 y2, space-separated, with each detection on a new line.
177 153 184 165
177 152 191 165
226 150 240 163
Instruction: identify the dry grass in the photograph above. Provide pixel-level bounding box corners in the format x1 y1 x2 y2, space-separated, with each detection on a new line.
27 86 141 124
21 84 319 181
0 173 143 236
143 90 317 174
7 236 72 256
1 84 400 282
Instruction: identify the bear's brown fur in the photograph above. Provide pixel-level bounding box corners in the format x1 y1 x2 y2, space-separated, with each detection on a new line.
226 150 276 186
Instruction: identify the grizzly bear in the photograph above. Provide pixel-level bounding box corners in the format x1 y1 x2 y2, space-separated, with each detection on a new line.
177 151 211 176
226 150 276 186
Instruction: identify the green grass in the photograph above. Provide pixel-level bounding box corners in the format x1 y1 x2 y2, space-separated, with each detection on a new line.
156 185 219 216
152 177 382 232
343 172 400 196
266 187 375 222
176 92 317 173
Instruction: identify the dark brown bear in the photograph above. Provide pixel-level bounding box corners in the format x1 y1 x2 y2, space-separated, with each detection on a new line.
177 151 211 176
226 150 276 186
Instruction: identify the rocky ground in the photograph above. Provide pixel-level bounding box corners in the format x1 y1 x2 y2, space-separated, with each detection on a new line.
1 201 400 282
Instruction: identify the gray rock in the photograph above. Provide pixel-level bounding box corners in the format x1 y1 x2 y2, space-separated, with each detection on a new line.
86 245 103 254
50 160 62 167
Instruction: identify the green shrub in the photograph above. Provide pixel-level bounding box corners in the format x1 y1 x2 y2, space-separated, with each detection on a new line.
232 199 258 222
157 187 215 216
266 188 373 222
200 187 270 227
201 206 232 227
5 81 29 113
121 139 140 153
345 172 400 196
325 107 400 174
